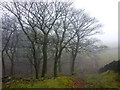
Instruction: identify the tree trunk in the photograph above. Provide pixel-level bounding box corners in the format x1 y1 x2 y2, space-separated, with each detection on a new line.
32 42 39 79
35 66 39 79
71 59 75 75
54 50 62 77
71 55 76 75
2 55 5 78
71 39 79 75
54 57 58 77
10 61 14 76
58 57 62 73
41 35 48 77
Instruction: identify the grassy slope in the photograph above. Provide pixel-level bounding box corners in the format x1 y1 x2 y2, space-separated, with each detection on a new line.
83 70 120 88
3 70 120 88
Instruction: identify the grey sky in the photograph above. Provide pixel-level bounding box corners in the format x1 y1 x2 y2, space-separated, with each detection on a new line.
72 0 118 48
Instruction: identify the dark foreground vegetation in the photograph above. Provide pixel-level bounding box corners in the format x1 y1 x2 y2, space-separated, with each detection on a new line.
1 60 120 89
2 60 120 88
2 70 120 88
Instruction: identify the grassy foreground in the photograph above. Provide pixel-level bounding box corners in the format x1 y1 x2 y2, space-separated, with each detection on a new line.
3 70 120 88
4 76 72 88
83 70 120 88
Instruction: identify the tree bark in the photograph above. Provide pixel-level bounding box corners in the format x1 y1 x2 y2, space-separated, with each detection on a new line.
54 57 58 77
71 54 76 75
2 54 5 78
34 66 39 79
54 49 62 77
58 57 62 73
71 59 75 75
41 35 48 77
10 60 14 76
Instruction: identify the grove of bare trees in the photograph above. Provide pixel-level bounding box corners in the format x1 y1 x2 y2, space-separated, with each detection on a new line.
0 1 107 79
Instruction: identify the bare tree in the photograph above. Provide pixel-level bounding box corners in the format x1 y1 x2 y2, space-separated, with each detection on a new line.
69 39 107 75
2 14 17 77
1 1 64 78
52 3 83 77
1 2 42 79
66 9 106 75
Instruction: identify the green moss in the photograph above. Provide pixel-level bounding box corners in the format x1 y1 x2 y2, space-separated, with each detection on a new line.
6 76 71 88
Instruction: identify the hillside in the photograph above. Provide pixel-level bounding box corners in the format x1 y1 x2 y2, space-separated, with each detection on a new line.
99 60 120 73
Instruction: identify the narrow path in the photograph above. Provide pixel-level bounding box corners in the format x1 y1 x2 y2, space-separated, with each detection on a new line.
69 77 88 88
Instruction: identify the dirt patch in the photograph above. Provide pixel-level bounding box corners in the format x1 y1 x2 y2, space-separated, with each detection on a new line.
69 77 88 88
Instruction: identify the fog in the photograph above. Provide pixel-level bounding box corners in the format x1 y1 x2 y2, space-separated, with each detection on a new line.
0 0 118 77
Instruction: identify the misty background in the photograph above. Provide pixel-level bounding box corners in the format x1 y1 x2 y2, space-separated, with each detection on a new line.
0 0 118 76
